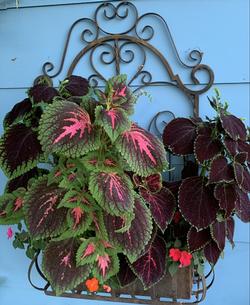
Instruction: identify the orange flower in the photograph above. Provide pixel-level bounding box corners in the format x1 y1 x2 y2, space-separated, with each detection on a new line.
85 277 99 292
103 284 112 293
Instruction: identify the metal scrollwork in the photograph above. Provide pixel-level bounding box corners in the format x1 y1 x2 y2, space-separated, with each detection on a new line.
39 1 214 117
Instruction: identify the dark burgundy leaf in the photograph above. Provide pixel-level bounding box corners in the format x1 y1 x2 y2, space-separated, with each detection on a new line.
238 141 250 163
131 236 166 289
116 123 167 176
140 187 175 232
4 98 32 127
38 100 98 157
194 133 221 163
234 152 248 164
211 221 226 251
117 255 136 288
181 160 199 179
163 180 181 201
224 137 237 156
226 217 235 247
163 118 196 155
144 173 162 192
104 196 153 263
204 241 221 265
179 177 219 229
220 113 247 141
214 184 237 218
187 227 211 252
29 84 59 104
89 171 134 216
64 75 89 97
235 187 250 222
25 177 67 239
209 156 234 183
42 238 91 295
233 162 250 193
0 123 42 178
5 167 45 193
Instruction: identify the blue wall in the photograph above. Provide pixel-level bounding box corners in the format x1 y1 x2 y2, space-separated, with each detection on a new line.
0 0 249 304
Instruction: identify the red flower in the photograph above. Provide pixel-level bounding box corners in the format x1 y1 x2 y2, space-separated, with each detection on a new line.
179 251 192 268
169 248 181 262
85 277 99 292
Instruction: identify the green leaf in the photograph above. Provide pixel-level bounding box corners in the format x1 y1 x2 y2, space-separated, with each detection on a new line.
95 106 131 142
42 238 91 295
38 100 100 158
89 170 134 217
168 262 179 277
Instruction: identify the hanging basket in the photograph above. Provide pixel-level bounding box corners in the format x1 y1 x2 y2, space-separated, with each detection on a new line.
29 252 214 305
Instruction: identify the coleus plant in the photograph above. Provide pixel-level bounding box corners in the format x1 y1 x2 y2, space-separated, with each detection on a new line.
0 74 183 295
162 89 250 270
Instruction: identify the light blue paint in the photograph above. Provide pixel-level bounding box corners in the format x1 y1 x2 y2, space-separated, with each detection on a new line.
0 0 249 304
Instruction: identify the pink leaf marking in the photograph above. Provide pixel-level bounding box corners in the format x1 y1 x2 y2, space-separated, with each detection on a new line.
124 128 157 165
107 109 118 129
13 197 23 212
54 170 62 178
114 86 127 98
0 211 6 217
92 212 100 232
82 243 96 259
105 173 125 202
7 227 13 239
60 252 72 268
102 240 113 249
104 159 117 167
97 254 111 277
71 207 83 229
36 194 58 229
53 111 91 144
68 197 78 203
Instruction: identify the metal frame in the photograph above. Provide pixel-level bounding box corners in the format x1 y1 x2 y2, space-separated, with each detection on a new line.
37 1 214 117
32 1 215 304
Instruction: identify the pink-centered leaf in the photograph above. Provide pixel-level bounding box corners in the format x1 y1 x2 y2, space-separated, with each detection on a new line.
13 197 23 212
116 124 167 176
71 207 84 230
82 243 95 259
214 184 237 218
233 162 250 193
179 177 219 229
89 171 134 216
104 196 153 263
139 187 175 232
209 156 234 183
95 106 130 142
220 113 247 141
131 236 167 289
38 100 99 158
211 221 226 251
187 227 211 252
97 254 111 277
204 241 221 265
163 118 196 155
24 177 67 239
42 238 91 295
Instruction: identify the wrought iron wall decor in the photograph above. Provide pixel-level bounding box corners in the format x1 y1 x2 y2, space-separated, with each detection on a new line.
31 1 215 304
36 0 214 117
